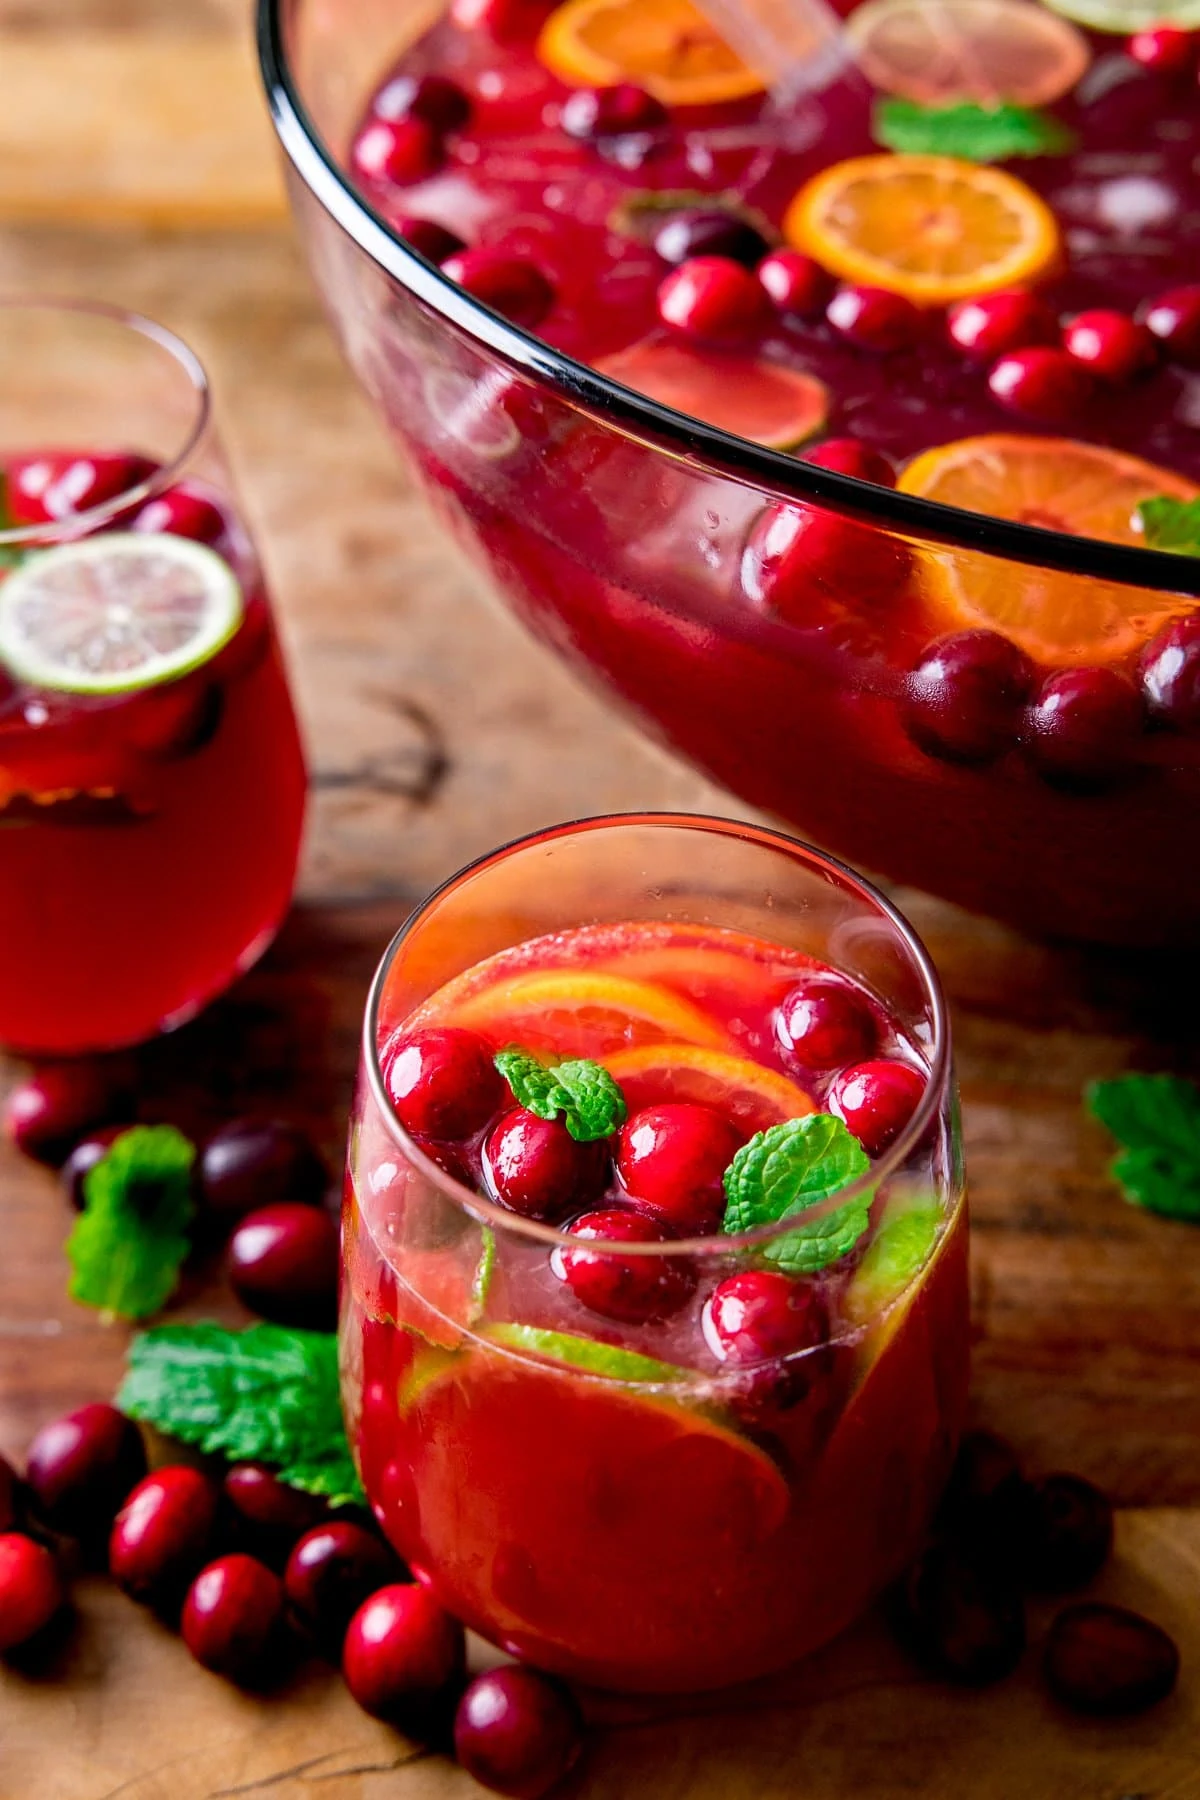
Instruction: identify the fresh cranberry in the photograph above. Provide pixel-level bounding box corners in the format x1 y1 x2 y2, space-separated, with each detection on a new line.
615 1103 742 1233
1126 24 1194 72
1022 666 1144 787
60 1124 126 1211
6 452 156 525
441 248 555 328
1141 614 1200 731
804 436 895 485
25 1404 147 1538
5 1062 131 1165
374 72 472 133
1019 1473 1113 1592
940 1429 1033 1564
896 1541 1026 1684
828 1060 926 1156
946 289 1057 362
988 346 1093 421
182 1553 286 1686
131 484 227 544
656 256 770 342
351 117 444 185
826 285 921 352
742 500 909 621
449 0 556 40
455 1666 584 1800
223 1463 328 1546
1044 1603 1179 1716
704 1269 825 1365
198 1119 329 1224
483 1108 609 1222
0 1456 22 1534
285 1522 401 1656
1062 310 1155 383
1138 285 1200 367
561 83 668 143
904 629 1034 765
109 1467 220 1610
228 1202 339 1330
756 248 830 317
776 972 877 1070
552 1207 694 1322
0 1534 64 1653
123 678 224 761
652 208 767 269
343 1583 465 1728
382 1027 504 1142
396 215 467 264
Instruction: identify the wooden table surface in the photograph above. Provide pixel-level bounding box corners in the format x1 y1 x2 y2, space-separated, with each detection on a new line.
3 4 1200 1795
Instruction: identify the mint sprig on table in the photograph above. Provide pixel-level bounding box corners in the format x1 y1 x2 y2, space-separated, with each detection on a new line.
1136 496 1200 557
873 98 1074 161
495 1048 627 1142
67 1125 196 1321
1088 1073 1200 1221
721 1114 874 1274
119 1320 365 1507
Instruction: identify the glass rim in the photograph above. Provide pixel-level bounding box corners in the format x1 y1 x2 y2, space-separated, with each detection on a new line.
362 811 954 1259
258 0 1200 603
0 297 212 549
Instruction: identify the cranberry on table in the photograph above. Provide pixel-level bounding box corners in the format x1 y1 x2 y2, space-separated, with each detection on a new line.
1062 310 1155 383
803 435 895 485
904 629 1034 766
552 1207 694 1322
285 1521 402 1656
343 1583 466 1728
484 1108 609 1223
946 288 1057 362
228 1202 340 1329
1138 285 1200 367
61 1124 126 1211
756 248 830 318
826 284 921 352
396 215 467 265
1141 614 1200 732
777 972 877 1071
0 1455 22 1535
374 71 472 133
896 1541 1025 1684
351 116 445 185
25 1403 147 1538
109 1466 220 1610
0 1533 64 1654
1126 24 1194 72
382 1027 504 1142
6 1062 131 1165
656 256 769 343
1045 1603 1179 1716
224 1462 328 1544
988 346 1093 421
1022 666 1144 787
454 1666 584 1800
939 1429 1031 1561
615 1103 742 1233
828 1060 925 1156
6 451 156 525
198 1118 329 1224
653 209 768 269
705 1269 824 1365
1018 1473 1113 1591
441 248 555 329
182 1553 287 1686
561 83 667 143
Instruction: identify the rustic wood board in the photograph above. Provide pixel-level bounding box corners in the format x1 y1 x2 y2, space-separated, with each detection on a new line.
3 8 1200 1795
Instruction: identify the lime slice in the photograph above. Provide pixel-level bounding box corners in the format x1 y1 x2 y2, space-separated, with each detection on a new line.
1043 0 1200 29
0 533 243 694
595 341 829 450
486 1321 689 1384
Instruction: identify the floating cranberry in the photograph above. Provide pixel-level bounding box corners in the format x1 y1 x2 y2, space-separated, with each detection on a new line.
1022 666 1144 788
343 1583 465 1729
1019 1473 1113 1591
124 678 225 761
375 72 472 133
704 1269 824 1365
946 289 1056 362
182 1553 286 1686
351 117 444 186
382 1027 504 1142
228 1202 339 1330
441 248 555 329
6 1062 131 1165
826 284 921 353
896 1541 1025 1684
450 0 556 40
653 209 767 270
828 1059 925 1156
6 451 156 525
904 629 1034 766
988 346 1093 421
109 1467 220 1610
1139 285 1200 367
0 1533 64 1654
60 1124 126 1211
562 83 668 143
396 215 467 264
777 972 877 1071
483 1108 609 1223
25 1403 147 1538
552 1207 694 1322
1126 24 1193 72
1142 615 1200 731
223 1462 329 1549
198 1119 329 1225
615 1103 741 1234
1062 310 1155 383
285 1522 402 1657
803 436 895 485
1045 1603 1178 1715
454 1666 584 1800
131 485 227 544
656 256 769 343
0 1456 22 1534
756 248 830 317
741 500 909 622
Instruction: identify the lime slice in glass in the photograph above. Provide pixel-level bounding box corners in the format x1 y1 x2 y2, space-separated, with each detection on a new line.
1042 0 1200 29
0 532 244 694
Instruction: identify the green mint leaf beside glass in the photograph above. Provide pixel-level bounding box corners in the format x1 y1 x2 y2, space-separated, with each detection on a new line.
495 1048 627 1141
67 1125 197 1321
1137 496 1200 557
722 1113 874 1274
1088 1073 1200 1220
874 98 1074 161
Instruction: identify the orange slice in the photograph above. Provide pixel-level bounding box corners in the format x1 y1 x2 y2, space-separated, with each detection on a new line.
845 0 1090 107
605 1043 814 1135
596 342 829 449
537 0 765 105
783 154 1060 307
899 434 1200 665
444 970 734 1057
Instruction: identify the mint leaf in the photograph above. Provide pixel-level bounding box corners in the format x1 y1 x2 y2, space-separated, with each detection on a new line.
722 1113 873 1274
118 1321 365 1506
495 1048 627 1141
1137 496 1200 557
874 98 1074 162
845 1201 940 1323
469 1227 496 1325
488 1322 686 1384
67 1126 196 1321
1088 1073 1200 1221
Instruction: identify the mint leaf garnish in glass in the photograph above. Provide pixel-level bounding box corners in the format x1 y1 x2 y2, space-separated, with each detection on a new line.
118 1320 365 1507
1136 496 1200 557
67 1125 197 1321
721 1113 874 1274
488 1321 687 1384
495 1048 627 1141
1087 1073 1200 1220
874 99 1074 161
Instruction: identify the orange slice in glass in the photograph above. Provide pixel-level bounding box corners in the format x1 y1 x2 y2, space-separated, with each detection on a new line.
845 0 1090 107
537 0 765 104
605 1043 814 1134
899 434 1200 665
443 970 734 1057
596 342 829 449
783 154 1060 306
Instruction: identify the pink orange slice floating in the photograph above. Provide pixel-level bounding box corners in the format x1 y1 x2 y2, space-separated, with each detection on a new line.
596 342 829 450
845 0 1090 107
605 1043 814 1135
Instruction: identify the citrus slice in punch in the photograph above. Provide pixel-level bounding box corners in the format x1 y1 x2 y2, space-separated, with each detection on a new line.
440 969 735 1057
845 0 1089 107
0 533 243 694
605 1044 815 1135
898 435 1200 664
596 342 829 450
783 154 1060 307
1042 0 1200 31
537 0 765 105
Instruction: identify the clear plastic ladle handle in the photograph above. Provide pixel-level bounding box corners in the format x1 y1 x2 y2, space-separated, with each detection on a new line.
694 0 850 99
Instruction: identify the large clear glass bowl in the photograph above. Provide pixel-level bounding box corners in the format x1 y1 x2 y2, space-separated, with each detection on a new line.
258 0 1200 948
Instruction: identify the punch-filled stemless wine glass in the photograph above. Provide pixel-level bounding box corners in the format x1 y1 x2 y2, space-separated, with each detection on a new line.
0 300 307 1054
342 813 968 1694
